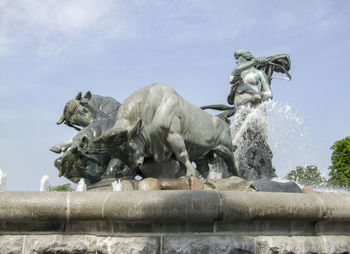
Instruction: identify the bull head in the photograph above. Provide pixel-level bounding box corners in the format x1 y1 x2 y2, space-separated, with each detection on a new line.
94 128 128 146
95 119 142 145
56 92 82 125
56 91 94 128
94 119 144 168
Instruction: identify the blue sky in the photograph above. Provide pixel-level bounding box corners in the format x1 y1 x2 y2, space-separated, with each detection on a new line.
0 0 349 190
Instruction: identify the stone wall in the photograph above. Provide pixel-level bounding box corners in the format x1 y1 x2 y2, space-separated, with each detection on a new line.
0 191 349 253
1 235 349 254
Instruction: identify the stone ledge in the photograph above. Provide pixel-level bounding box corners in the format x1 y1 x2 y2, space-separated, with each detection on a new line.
0 191 349 234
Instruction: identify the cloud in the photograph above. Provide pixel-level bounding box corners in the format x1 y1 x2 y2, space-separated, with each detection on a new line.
1 0 121 36
1 0 348 58
0 0 123 57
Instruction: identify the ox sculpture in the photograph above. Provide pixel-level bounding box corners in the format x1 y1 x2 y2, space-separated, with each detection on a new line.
94 83 239 178
50 92 129 184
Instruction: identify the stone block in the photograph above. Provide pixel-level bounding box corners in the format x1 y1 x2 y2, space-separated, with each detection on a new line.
302 186 316 193
215 220 315 235
160 179 189 190
0 192 67 222
189 176 204 190
120 179 137 191
315 221 350 235
23 235 97 254
96 236 160 254
112 221 154 233
138 178 161 190
66 220 113 233
69 192 106 220
255 236 350 254
204 176 254 191
0 235 24 254
152 221 214 233
103 190 220 221
162 235 255 254
218 191 325 221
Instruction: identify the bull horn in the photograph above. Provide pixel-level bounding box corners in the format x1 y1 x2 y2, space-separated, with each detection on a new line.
75 91 82 100
56 114 66 125
83 91 92 100
129 119 142 139
58 168 65 177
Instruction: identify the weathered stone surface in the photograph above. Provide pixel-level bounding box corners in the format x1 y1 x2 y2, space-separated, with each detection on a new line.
255 235 350 254
23 235 97 254
218 191 326 221
66 220 113 233
87 178 115 191
138 177 161 190
1 234 350 254
0 192 67 222
163 236 255 254
103 190 220 221
189 176 204 190
204 176 254 191
96 236 160 254
0 235 24 254
315 221 350 235
215 219 316 235
119 179 137 191
88 178 137 192
251 178 302 193
160 178 189 190
302 186 316 193
1 191 350 234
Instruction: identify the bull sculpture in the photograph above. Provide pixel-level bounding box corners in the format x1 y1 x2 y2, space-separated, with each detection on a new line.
94 83 239 178
56 91 121 130
50 91 129 184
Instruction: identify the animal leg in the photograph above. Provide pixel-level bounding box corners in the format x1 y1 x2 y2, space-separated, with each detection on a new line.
215 145 240 177
166 116 200 178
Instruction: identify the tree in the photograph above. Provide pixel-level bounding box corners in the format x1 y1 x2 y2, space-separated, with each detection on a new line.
328 136 350 188
48 183 72 192
286 165 326 186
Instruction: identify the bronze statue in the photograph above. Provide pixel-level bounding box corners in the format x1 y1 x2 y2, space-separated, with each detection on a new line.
227 49 291 107
94 83 239 178
228 49 291 180
50 92 130 184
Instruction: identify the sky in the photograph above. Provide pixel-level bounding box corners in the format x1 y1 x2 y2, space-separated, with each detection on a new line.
0 0 349 190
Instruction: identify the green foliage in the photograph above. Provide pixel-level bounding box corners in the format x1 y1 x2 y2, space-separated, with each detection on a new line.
48 183 72 192
328 136 350 188
286 165 326 186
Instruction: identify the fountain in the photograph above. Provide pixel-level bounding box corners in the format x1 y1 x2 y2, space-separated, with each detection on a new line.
112 179 122 191
0 50 349 253
0 169 6 191
75 178 87 192
39 175 49 192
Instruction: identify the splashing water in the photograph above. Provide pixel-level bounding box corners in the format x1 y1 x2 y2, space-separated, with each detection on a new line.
229 100 320 179
112 179 122 191
265 101 315 178
40 175 50 192
76 178 87 192
0 169 6 191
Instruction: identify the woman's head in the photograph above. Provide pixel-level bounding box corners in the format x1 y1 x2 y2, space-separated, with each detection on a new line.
234 49 254 61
